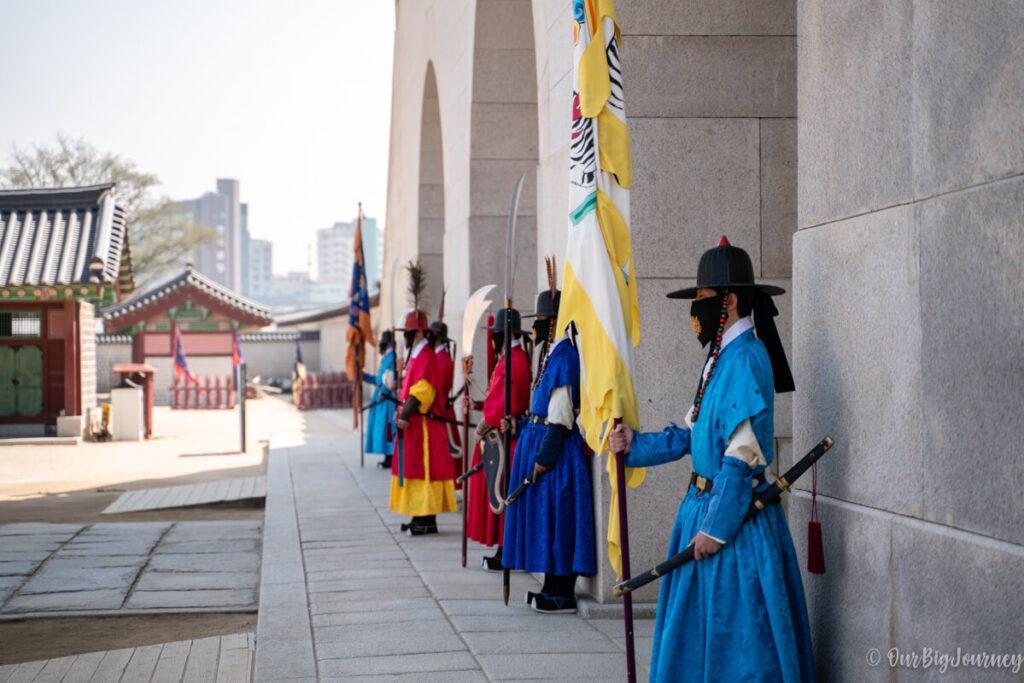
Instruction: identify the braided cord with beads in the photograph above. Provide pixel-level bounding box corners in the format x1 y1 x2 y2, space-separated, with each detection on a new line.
690 291 730 422
533 321 557 390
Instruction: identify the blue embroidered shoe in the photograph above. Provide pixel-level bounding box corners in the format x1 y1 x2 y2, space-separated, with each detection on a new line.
531 592 577 614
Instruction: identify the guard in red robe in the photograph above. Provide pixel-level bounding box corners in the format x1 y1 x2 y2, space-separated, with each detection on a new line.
465 308 531 569
428 321 462 461
390 309 457 536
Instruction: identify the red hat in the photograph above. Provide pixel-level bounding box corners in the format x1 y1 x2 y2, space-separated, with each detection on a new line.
396 309 430 331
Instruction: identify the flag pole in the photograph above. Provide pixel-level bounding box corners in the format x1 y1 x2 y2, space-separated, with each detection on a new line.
612 416 637 682
358 342 364 468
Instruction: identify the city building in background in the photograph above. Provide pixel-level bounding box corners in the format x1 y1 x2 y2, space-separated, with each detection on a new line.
316 216 382 292
175 179 244 292
247 238 273 301
240 202 250 296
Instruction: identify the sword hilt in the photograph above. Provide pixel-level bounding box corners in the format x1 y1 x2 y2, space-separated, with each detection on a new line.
504 478 531 506
456 461 484 484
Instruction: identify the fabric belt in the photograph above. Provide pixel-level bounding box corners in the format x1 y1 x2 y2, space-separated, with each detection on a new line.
689 471 766 494
529 415 548 425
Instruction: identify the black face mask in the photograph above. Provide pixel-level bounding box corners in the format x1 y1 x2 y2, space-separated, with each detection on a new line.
491 331 505 352
379 342 390 354
403 330 416 350
690 294 724 348
532 318 551 344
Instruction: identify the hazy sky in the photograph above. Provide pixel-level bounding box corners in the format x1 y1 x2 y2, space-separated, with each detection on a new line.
0 0 394 276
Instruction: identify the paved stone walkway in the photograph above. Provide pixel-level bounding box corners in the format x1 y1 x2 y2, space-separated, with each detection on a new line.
0 521 261 617
0 632 254 682
255 431 654 682
102 477 266 515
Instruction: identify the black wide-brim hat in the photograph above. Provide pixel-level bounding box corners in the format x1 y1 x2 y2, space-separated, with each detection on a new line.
480 307 523 334
522 289 561 319
667 236 786 299
428 320 451 341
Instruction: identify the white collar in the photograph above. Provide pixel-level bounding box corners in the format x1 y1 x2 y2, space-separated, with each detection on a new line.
701 316 753 379
721 315 753 349
433 342 447 353
411 338 430 358
512 338 522 349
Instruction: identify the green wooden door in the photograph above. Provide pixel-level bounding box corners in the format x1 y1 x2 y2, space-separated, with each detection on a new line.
0 345 43 417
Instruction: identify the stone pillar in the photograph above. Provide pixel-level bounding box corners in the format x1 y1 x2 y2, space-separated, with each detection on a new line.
792 1 1024 678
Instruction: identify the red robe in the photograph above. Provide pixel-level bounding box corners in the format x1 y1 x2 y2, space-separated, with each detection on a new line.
466 342 531 546
389 342 456 516
434 345 462 455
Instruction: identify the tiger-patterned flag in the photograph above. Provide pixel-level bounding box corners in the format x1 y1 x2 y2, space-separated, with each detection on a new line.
554 0 644 580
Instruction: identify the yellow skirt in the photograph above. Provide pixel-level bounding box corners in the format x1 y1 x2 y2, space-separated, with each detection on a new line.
389 477 457 516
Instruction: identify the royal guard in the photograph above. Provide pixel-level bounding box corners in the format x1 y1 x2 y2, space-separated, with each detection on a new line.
364 329 397 468
427 293 462 461
503 259 596 613
390 263 457 536
462 307 531 570
608 237 813 681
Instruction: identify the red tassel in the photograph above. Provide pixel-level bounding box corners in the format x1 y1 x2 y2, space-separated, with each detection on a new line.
807 460 826 574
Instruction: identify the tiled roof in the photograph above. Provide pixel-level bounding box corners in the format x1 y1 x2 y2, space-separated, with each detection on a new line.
101 266 273 325
239 330 320 342
96 334 133 344
0 183 129 287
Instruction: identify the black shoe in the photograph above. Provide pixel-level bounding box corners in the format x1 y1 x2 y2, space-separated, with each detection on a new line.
482 554 504 572
407 523 438 536
525 590 541 606
531 592 577 614
378 456 392 469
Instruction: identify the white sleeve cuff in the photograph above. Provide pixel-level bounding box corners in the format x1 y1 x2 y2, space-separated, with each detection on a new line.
724 418 766 468
547 386 575 429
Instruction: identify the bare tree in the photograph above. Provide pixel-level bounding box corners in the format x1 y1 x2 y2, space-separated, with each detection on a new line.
0 134 215 288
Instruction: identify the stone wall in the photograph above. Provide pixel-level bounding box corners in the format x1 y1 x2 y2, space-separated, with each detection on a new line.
96 339 131 394
530 0 798 602
792 0 1024 678
97 336 321 404
383 0 799 603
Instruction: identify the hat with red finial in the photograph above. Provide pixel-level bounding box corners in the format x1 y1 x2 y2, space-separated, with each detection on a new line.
667 236 785 300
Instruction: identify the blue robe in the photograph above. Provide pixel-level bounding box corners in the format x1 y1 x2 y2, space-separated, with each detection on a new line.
364 349 396 455
627 329 814 682
503 340 596 577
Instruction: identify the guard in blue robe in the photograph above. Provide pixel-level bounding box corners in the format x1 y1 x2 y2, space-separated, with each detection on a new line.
365 331 397 467
503 286 596 614
610 237 813 682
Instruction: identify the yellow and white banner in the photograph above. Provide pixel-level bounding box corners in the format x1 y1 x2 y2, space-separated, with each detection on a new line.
555 0 644 579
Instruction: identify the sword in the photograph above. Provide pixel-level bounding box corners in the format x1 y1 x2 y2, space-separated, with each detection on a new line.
503 476 532 507
502 173 525 606
613 436 836 596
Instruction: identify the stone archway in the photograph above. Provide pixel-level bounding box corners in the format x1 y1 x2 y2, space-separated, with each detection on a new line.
418 61 445 317
466 0 538 305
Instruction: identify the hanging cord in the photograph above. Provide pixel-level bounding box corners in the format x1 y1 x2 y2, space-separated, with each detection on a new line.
690 291 729 422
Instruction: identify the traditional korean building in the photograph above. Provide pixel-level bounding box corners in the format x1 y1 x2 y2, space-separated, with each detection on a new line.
101 266 273 404
0 183 133 436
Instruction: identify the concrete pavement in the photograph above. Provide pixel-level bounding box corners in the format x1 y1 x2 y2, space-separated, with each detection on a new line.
0 521 261 617
255 425 654 682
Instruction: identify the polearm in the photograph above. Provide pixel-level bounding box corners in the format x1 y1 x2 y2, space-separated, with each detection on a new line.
374 391 475 428
359 372 365 468
461 380 471 567
458 284 497 568
612 413 637 683
613 436 835 597
502 173 524 606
